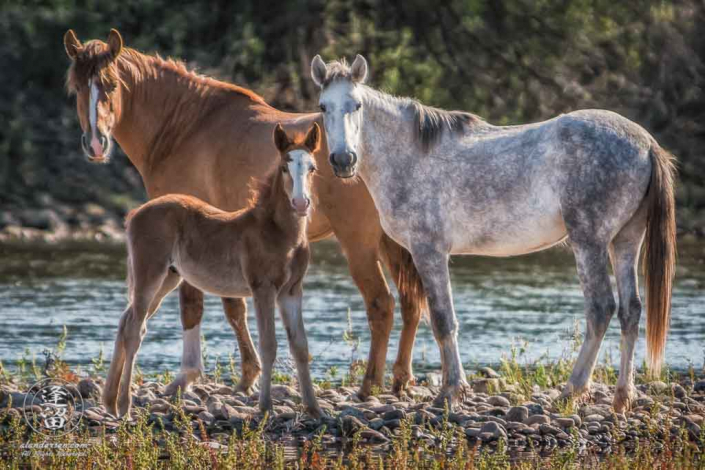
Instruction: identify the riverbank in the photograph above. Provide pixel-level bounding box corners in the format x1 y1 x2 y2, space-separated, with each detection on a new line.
2 359 704 468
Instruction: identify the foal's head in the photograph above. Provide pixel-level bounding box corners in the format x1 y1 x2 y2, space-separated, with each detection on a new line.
64 29 126 163
310 54 369 178
273 123 320 217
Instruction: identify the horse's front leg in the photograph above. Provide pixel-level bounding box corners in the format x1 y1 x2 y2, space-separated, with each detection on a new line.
222 297 261 394
165 282 205 396
252 285 277 415
410 245 469 408
277 285 323 418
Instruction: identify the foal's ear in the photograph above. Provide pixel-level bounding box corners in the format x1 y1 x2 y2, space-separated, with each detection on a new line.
64 29 83 60
304 123 321 152
273 123 290 153
350 54 368 84
311 55 327 88
106 29 123 61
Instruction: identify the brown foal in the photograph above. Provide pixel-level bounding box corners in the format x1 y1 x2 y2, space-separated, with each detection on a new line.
105 123 323 418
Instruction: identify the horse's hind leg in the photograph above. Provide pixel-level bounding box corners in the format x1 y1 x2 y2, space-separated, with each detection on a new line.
222 297 261 394
562 243 617 400
609 210 646 412
165 282 205 396
380 236 423 395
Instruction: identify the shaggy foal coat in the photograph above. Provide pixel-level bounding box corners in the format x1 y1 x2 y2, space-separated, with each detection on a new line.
104 123 323 418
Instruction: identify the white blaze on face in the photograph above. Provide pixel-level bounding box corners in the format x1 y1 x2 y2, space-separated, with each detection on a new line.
319 80 363 157
88 78 103 156
287 149 310 213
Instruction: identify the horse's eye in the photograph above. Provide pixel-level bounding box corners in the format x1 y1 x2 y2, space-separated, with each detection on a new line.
319 104 327 112
309 166 317 173
355 103 361 111
281 165 289 173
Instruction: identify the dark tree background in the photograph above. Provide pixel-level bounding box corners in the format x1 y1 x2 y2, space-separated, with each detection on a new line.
1 0 703 238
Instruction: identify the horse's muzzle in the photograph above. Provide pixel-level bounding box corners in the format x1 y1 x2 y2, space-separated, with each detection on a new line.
81 132 111 163
329 151 358 179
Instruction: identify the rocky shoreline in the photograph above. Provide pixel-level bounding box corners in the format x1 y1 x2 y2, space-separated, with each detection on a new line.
3 371 705 461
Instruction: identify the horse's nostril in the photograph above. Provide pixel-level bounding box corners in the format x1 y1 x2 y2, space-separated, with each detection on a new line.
349 151 358 166
81 133 92 156
100 135 109 153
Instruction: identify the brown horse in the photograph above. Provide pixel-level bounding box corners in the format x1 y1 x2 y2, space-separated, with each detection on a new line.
106 123 323 418
63 29 427 399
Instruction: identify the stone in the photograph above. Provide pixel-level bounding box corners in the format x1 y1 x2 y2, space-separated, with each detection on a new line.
368 418 384 430
406 386 435 400
360 429 389 442
465 427 482 438
524 415 550 426
480 421 507 440
341 416 365 435
525 403 544 415
384 419 401 429
77 378 102 400
505 406 529 423
584 414 605 423
487 396 510 407
338 406 367 421
539 424 561 435
672 384 687 399
425 373 443 387
472 379 501 394
648 381 669 394
270 385 301 401
554 417 575 429
478 367 500 379
694 380 705 393
197 411 215 425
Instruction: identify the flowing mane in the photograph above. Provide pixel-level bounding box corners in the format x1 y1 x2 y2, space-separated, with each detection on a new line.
321 59 482 152
66 40 266 105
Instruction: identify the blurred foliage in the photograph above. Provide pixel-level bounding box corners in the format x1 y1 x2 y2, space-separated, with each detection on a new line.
0 0 703 233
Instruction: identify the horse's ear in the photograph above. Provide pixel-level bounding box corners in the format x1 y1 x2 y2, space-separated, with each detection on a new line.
64 29 83 60
106 29 123 61
350 54 368 84
311 55 327 88
273 123 289 153
304 123 321 152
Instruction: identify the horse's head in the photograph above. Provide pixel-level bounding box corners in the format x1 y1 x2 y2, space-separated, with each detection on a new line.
273 122 320 217
64 29 125 163
310 54 368 179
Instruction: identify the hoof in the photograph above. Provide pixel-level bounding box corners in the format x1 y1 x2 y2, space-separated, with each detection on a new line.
613 386 633 414
432 382 470 409
164 371 199 397
560 382 592 403
357 380 373 401
306 405 325 419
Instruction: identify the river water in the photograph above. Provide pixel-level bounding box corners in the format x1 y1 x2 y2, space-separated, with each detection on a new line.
0 240 703 380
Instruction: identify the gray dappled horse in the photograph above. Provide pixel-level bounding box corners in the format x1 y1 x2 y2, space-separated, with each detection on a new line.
310 55 676 412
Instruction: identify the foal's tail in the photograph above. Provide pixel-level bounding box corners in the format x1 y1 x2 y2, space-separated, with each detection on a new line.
382 234 429 319
643 143 677 377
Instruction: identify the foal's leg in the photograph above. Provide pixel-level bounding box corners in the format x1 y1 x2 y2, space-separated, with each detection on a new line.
222 297 261 394
117 267 176 417
277 285 322 417
381 236 424 395
253 286 277 414
561 244 617 401
165 282 205 396
410 245 468 407
610 214 646 412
